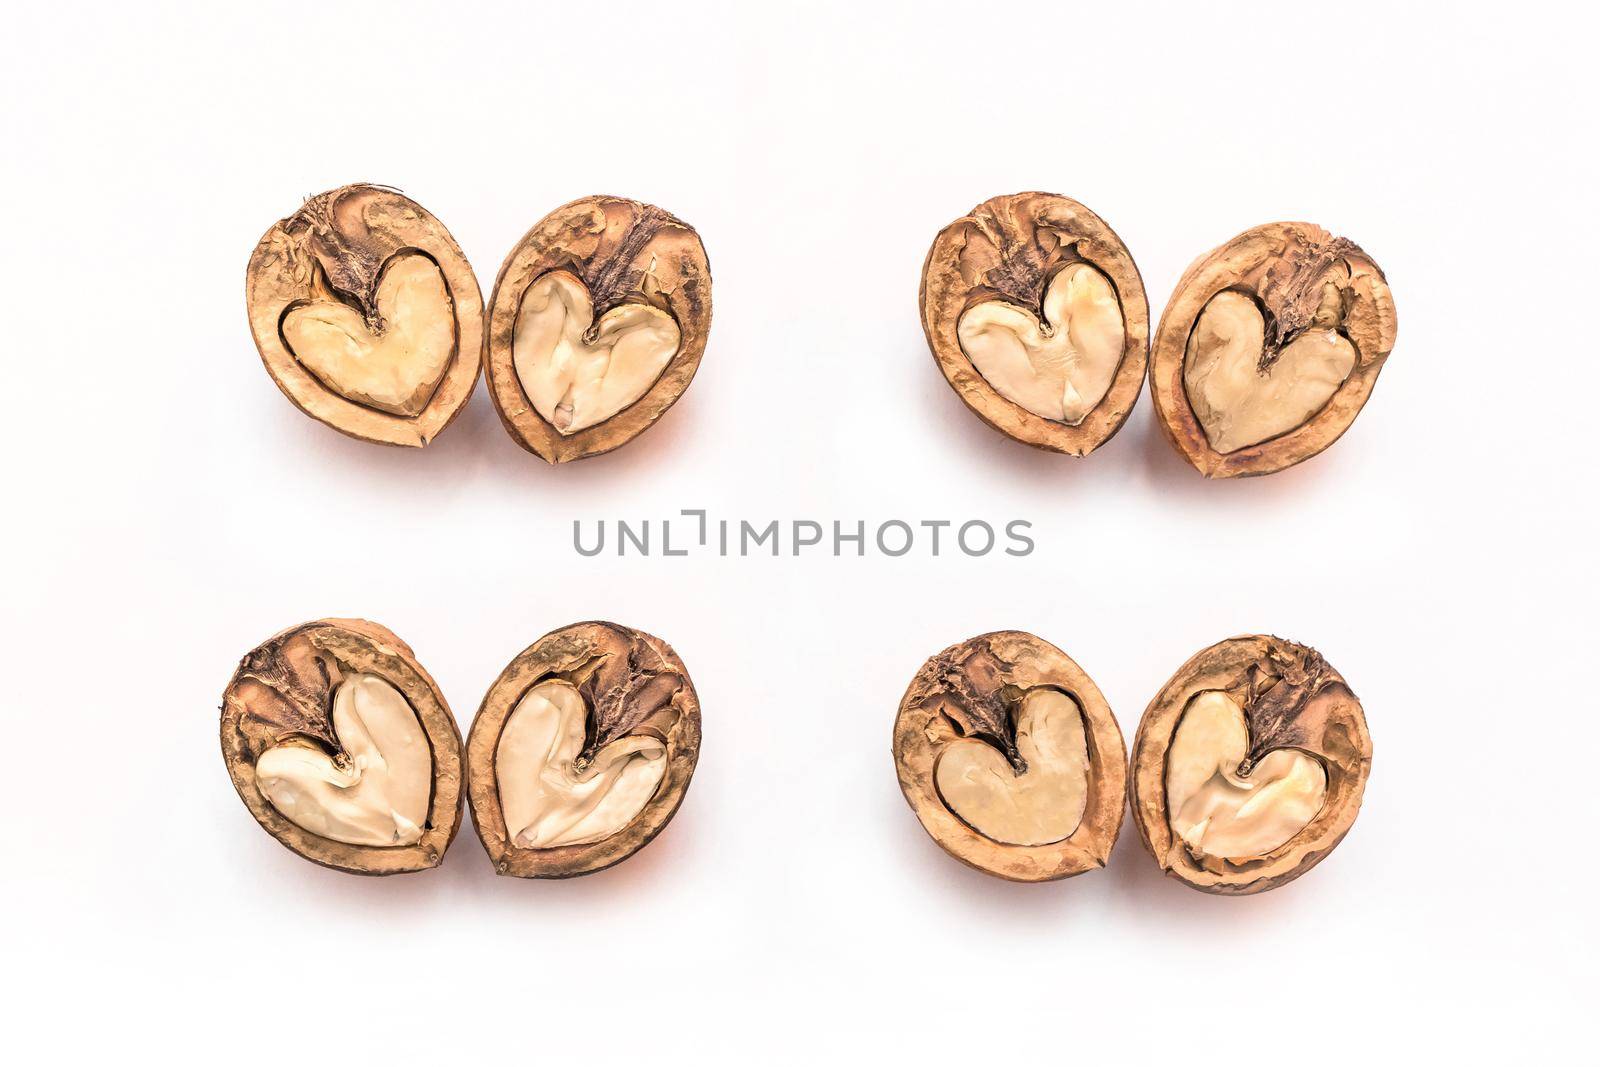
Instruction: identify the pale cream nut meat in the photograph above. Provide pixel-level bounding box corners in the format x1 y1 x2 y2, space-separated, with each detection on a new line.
513 270 681 435
934 688 1090 846
280 254 456 417
254 673 433 847
956 263 1125 426
497 679 667 849
1164 690 1326 860
1183 286 1355 453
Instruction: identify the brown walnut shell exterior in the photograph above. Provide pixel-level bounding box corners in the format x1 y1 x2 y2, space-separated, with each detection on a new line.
893 631 1127 882
244 184 484 447
1150 222 1398 477
219 618 465 875
919 192 1150 456
1130 635 1373 895
466 621 702 878
484 196 713 463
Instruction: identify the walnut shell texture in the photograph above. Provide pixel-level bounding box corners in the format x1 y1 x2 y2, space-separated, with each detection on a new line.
219 618 465 875
244 184 484 447
893 631 1127 882
466 621 702 877
919 192 1150 456
484 196 713 463
1129 635 1373 894
1149 222 1397 477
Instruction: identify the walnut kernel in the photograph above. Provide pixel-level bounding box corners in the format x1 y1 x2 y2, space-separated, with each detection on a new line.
1150 222 1397 477
920 192 1149 455
467 621 701 877
245 184 483 446
219 619 464 875
893 631 1127 881
1130 635 1373 894
485 197 712 463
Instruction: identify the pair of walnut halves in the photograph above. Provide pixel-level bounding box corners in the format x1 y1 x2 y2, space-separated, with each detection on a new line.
895 631 1372 894
221 620 700 879
222 620 1370 895
922 192 1398 476
246 186 711 463
247 186 1396 476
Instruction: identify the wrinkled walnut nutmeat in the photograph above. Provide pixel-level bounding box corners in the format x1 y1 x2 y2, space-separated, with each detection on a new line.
466 621 702 877
1130 635 1373 894
245 184 484 447
893 631 1127 881
219 619 465 875
485 197 713 463
1150 222 1397 477
920 192 1150 455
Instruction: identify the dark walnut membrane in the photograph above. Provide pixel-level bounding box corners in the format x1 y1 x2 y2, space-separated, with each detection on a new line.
245 184 484 447
466 621 702 878
893 632 1127 882
219 619 464 875
484 196 712 463
1130 635 1372 895
1150 222 1397 477
919 192 1150 456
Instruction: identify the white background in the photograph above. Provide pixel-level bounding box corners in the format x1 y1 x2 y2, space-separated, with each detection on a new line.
4 1 1595 1061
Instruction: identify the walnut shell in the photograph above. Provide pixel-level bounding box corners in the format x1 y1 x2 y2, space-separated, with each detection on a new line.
1129 635 1373 894
219 618 465 875
244 184 484 447
466 621 702 877
893 631 1127 881
919 192 1150 455
484 196 712 463
1149 222 1397 477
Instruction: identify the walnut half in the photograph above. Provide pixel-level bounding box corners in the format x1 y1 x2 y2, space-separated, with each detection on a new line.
919 192 1150 456
893 632 1127 881
245 184 484 447
1129 635 1373 894
466 621 702 877
1150 222 1397 477
485 197 712 463
219 619 465 875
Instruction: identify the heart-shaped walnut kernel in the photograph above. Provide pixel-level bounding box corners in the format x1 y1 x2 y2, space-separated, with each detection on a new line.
467 621 701 878
486 197 712 463
254 673 434 847
920 192 1149 456
934 688 1090 846
512 271 680 435
1130 635 1372 895
1150 222 1397 477
1164 690 1325 860
245 184 483 447
1183 289 1356 454
957 263 1125 426
893 631 1127 882
497 679 667 848
220 619 465 875
282 254 456 418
